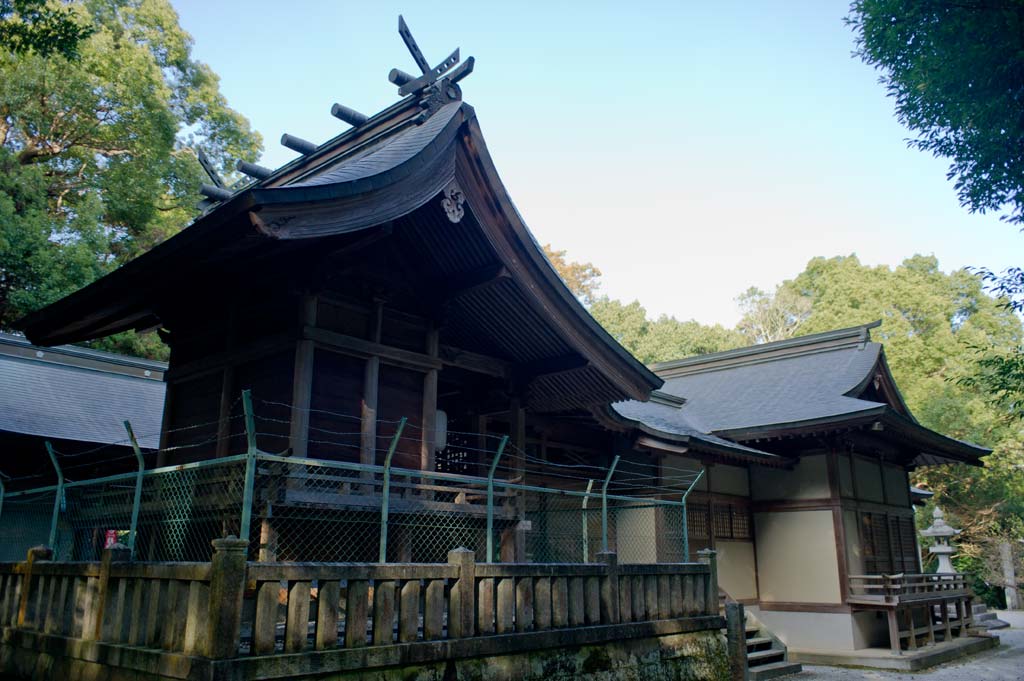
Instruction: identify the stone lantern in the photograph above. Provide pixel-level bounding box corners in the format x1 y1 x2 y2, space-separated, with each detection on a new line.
920 507 960 574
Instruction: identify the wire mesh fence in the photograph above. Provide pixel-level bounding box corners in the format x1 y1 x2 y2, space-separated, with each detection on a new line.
0 391 702 565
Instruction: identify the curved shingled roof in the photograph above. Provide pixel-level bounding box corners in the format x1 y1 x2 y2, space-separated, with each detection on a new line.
614 323 989 467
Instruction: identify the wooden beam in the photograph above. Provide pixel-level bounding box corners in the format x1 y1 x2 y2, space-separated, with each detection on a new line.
305 325 441 372
636 436 689 455
436 263 510 302
438 344 510 378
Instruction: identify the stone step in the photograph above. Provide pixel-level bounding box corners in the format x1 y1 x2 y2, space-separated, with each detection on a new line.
748 648 786 665
745 626 760 638
973 603 988 615
748 661 803 680
974 612 996 622
746 636 774 651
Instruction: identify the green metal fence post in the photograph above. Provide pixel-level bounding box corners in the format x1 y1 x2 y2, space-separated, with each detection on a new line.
681 468 705 562
600 455 620 554
581 479 594 561
485 435 509 563
123 420 146 559
239 389 257 545
45 441 63 552
378 417 407 563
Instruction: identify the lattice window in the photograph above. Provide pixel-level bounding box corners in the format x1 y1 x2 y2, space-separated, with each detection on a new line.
861 512 917 574
714 506 733 538
687 503 710 539
730 507 752 540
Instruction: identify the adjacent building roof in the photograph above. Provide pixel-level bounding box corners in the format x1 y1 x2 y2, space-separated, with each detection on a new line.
614 323 989 467
0 333 165 449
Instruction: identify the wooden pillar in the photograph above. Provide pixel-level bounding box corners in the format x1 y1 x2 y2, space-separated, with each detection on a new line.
420 327 440 473
289 295 317 458
360 300 384 467
509 397 527 561
156 380 174 468
905 607 917 650
215 367 235 458
887 608 901 655
705 464 717 551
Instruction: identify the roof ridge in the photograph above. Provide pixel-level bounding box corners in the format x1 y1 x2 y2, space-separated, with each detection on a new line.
0 332 167 374
651 321 881 378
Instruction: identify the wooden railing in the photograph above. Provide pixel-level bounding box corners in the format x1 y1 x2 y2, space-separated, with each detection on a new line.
0 540 722 675
847 573 975 655
847 573 969 605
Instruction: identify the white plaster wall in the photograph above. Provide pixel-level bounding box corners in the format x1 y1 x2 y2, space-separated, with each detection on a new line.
716 540 758 601
751 455 829 501
754 510 841 604
616 507 657 563
709 464 750 497
853 456 884 502
747 607 857 651
882 464 910 507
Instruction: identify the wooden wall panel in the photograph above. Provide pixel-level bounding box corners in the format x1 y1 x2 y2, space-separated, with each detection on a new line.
378 365 424 470
308 349 364 461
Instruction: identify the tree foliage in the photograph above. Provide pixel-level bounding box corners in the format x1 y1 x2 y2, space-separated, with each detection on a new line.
0 0 262 357
589 297 746 364
735 285 811 343
543 243 603 305
848 0 1024 224
0 0 93 59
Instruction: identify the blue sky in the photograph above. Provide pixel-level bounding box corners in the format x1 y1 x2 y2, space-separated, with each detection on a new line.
173 0 1022 326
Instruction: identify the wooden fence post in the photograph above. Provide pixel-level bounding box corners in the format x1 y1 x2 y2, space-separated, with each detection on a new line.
597 552 620 624
697 549 718 615
448 547 475 638
90 543 130 641
206 536 248 659
16 545 51 627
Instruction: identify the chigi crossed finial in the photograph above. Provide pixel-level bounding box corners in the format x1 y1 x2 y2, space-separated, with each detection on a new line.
389 15 474 97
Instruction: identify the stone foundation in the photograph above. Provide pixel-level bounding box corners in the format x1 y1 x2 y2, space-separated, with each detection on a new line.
1 629 729 681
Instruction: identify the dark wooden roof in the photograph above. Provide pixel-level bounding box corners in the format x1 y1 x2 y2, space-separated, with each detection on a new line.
16 76 661 412
617 323 989 467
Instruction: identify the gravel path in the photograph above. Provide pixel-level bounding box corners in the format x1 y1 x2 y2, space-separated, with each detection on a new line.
789 611 1024 681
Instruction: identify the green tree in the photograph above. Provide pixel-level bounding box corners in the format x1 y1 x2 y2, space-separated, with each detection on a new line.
735 285 812 343
0 0 262 357
543 244 602 305
848 0 1024 225
589 297 745 364
0 0 93 58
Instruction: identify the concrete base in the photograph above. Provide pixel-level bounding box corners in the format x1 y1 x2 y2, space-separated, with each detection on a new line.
788 635 999 671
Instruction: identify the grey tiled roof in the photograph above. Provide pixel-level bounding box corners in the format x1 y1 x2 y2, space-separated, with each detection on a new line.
0 335 165 448
656 342 884 434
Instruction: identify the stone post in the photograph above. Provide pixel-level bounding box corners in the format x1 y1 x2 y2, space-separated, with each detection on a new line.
206 536 248 659
448 547 476 638
597 552 620 624
90 543 130 641
17 545 52 627
725 601 747 681
697 549 718 615
1000 541 1019 610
